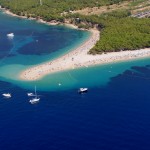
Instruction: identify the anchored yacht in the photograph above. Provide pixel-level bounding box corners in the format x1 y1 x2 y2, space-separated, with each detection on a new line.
2 93 11 98
7 33 14 38
29 86 40 104
78 88 88 93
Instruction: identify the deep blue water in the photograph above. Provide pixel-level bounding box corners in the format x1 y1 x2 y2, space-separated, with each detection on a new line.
0 65 150 150
0 11 150 150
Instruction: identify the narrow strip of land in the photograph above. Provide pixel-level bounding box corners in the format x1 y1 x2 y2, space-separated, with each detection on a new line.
20 29 150 81
1 6 150 81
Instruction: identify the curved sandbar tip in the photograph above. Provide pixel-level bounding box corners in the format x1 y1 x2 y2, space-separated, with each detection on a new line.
1 5 150 81
20 29 100 81
20 29 150 81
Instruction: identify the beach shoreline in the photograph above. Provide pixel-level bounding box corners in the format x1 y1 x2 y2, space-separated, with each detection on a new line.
0 6 80 29
1 6 150 81
19 27 150 81
20 29 100 80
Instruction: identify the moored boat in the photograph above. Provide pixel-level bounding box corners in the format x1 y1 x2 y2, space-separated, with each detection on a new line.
7 33 14 38
2 93 11 98
29 86 40 104
27 93 34 96
78 88 88 93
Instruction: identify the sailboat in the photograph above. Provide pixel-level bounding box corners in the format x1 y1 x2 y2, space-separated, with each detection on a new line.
29 86 40 104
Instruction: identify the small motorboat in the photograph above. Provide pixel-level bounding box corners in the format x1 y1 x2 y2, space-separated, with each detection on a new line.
27 93 34 96
2 93 11 98
78 88 88 93
7 33 14 38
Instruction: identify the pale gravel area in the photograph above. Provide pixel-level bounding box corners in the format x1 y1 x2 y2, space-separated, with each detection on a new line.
20 29 150 81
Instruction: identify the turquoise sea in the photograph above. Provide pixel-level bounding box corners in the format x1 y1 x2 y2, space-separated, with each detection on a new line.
0 11 150 150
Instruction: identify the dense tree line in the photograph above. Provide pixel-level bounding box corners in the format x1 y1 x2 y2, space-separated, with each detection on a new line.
67 10 150 54
0 0 125 21
90 17 150 54
0 0 149 54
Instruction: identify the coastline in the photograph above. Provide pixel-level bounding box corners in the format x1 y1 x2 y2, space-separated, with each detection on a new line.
20 29 100 80
1 6 150 81
0 6 79 29
20 27 150 80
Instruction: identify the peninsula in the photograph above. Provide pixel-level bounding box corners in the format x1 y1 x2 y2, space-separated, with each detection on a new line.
20 42 150 80
0 0 149 80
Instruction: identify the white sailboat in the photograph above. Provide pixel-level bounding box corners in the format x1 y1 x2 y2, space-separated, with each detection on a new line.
29 86 40 104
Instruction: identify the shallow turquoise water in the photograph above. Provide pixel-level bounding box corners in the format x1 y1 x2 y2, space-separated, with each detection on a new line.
0 11 91 90
0 11 150 91
1 56 150 91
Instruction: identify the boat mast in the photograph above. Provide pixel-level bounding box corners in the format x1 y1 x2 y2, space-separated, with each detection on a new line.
35 86 37 96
